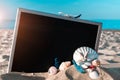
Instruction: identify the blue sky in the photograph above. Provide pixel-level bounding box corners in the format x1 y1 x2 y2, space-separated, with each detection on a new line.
1 0 120 20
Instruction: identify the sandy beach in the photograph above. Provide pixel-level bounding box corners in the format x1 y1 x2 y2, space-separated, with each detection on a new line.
0 29 120 80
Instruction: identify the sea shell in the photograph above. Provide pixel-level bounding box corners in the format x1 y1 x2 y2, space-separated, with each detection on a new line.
92 59 101 67
81 62 91 69
73 46 98 65
89 70 99 79
59 61 71 71
48 66 58 75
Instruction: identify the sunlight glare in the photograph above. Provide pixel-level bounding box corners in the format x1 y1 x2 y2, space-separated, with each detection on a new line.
0 16 2 23
0 13 4 23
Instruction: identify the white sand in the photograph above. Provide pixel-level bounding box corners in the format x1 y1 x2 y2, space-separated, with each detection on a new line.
0 29 120 80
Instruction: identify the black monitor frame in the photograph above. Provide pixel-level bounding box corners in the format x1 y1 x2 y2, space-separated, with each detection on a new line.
8 8 102 73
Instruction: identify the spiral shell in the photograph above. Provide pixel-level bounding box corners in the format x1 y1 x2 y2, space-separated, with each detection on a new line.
73 46 98 65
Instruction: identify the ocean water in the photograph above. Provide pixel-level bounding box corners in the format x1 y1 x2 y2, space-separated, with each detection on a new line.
0 19 120 30
93 19 120 30
0 20 15 29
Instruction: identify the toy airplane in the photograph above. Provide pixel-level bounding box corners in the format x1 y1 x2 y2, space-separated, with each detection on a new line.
58 12 81 19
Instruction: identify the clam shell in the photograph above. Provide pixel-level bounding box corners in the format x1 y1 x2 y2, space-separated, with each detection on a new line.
48 66 58 75
73 46 98 65
59 61 71 71
89 70 99 79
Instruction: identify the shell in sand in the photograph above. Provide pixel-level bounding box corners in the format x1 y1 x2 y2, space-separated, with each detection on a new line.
48 66 58 75
59 61 71 71
73 46 98 65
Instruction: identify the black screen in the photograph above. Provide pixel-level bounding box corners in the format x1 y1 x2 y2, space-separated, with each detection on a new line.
11 11 100 72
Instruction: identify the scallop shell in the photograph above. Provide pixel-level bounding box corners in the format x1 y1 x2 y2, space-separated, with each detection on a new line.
48 66 58 75
81 62 92 69
73 46 98 65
